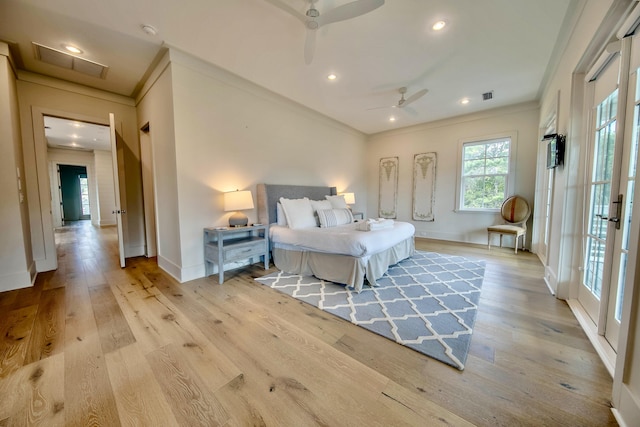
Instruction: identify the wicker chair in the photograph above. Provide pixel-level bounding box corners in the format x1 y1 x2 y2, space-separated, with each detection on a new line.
487 195 530 253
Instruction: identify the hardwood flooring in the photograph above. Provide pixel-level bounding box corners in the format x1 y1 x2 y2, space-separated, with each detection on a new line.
0 221 617 426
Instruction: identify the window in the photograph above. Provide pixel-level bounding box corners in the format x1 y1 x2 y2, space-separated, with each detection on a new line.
458 136 513 211
79 176 91 216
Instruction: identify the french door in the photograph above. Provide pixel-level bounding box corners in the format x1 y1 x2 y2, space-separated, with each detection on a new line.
580 36 640 352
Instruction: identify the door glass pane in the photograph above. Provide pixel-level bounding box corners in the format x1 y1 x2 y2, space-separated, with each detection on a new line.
615 254 627 321
585 237 606 298
584 90 618 299
614 94 640 321
80 177 90 216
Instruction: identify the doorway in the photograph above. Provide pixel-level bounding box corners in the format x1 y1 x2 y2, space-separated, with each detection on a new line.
578 34 640 362
58 164 91 223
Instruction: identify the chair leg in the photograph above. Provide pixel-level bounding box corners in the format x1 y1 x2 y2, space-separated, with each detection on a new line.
487 232 491 250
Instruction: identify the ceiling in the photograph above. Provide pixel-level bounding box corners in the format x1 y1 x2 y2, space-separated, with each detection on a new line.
0 0 577 135
44 116 111 152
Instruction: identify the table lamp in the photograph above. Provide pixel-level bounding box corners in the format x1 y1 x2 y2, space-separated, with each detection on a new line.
340 192 355 208
224 189 254 227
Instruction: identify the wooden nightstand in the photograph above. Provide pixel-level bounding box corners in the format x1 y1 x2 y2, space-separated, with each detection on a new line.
204 224 269 284
352 211 364 220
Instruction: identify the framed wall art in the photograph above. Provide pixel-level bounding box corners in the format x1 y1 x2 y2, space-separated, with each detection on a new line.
378 156 398 218
412 152 437 221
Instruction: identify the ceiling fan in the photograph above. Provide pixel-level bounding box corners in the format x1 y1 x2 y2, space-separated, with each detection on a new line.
368 87 429 112
265 0 385 64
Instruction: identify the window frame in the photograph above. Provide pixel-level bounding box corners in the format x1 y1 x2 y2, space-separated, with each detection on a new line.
455 132 518 212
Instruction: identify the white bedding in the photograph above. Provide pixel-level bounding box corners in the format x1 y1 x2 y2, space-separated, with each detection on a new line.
269 221 416 257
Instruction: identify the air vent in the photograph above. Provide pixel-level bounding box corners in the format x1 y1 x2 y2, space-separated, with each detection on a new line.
482 91 494 101
32 42 109 79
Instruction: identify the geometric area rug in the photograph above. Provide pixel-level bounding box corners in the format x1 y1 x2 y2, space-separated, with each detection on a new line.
255 251 486 370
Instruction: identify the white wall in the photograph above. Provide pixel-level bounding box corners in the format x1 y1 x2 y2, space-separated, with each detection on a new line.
136 48 368 282
366 102 540 247
0 43 34 291
136 54 181 278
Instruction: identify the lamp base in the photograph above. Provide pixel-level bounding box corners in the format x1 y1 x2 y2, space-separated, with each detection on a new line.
229 211 249 227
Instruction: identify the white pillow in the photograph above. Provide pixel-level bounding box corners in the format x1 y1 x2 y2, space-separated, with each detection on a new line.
276 202 288 226
309 199 332 226
317 208 354 228
310 199 332 212
279 197 317 229
325 194 348 209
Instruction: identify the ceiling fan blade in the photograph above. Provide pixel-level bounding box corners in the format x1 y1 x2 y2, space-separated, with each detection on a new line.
403 106 418 116
263 0 306 24
366 105 394 111
318 0 384 27
304 28 317 64
400 89 428 107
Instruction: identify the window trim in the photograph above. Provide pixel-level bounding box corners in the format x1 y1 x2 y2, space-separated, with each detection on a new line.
455 131 518 212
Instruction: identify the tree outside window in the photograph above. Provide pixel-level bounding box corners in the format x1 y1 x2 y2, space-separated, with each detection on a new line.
460 138 511 210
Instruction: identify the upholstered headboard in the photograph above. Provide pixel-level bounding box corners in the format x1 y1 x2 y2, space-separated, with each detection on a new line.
256 183 337 225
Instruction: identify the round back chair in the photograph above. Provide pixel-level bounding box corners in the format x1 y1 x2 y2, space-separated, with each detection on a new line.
487 196 531 253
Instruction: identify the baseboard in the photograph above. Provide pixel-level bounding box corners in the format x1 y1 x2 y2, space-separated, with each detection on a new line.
125 244 145 258
0 268 33 292
612 409 628 427
543 266 557 296
612 384 640 427
35 256 57 273
181 263 205 283
566 299 616 377
157 255 182 283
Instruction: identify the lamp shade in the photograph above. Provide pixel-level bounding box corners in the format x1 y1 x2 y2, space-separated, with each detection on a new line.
340 192 355 205
224 190 254 212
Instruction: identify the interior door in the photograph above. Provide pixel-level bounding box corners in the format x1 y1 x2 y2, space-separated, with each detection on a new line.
109 113 126 268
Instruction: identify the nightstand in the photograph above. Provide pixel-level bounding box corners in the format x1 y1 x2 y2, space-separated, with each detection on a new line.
352 211 364 220
204 224 269 284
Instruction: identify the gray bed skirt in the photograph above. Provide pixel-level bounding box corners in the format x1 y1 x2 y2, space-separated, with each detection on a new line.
272 237 415 292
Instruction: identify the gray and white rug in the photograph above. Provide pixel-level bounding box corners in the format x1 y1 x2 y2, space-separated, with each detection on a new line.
255 251 486 370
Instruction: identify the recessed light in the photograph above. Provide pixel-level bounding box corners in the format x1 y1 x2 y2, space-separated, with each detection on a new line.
327 73 337 80
63 44 83 54
460 98 470 105
389 116 396 122
432 20 446 31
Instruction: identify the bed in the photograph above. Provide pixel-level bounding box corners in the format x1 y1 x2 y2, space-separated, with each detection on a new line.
256 183 415 292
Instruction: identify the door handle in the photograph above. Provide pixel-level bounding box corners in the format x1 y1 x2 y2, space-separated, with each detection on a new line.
610 194 623 230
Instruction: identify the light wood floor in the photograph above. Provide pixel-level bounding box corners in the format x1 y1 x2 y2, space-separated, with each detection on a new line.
0 221 617 426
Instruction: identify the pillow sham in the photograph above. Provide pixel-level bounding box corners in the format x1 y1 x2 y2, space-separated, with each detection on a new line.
310 199 332 212
279 197 317 229
316 208 354 228
325 194 348 209
276 202 287 226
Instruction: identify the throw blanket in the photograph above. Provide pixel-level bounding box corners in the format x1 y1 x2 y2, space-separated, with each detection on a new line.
357 218 395 231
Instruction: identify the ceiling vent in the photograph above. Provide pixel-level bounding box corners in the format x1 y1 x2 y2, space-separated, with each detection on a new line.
482 91 494 101
32 42 109 79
